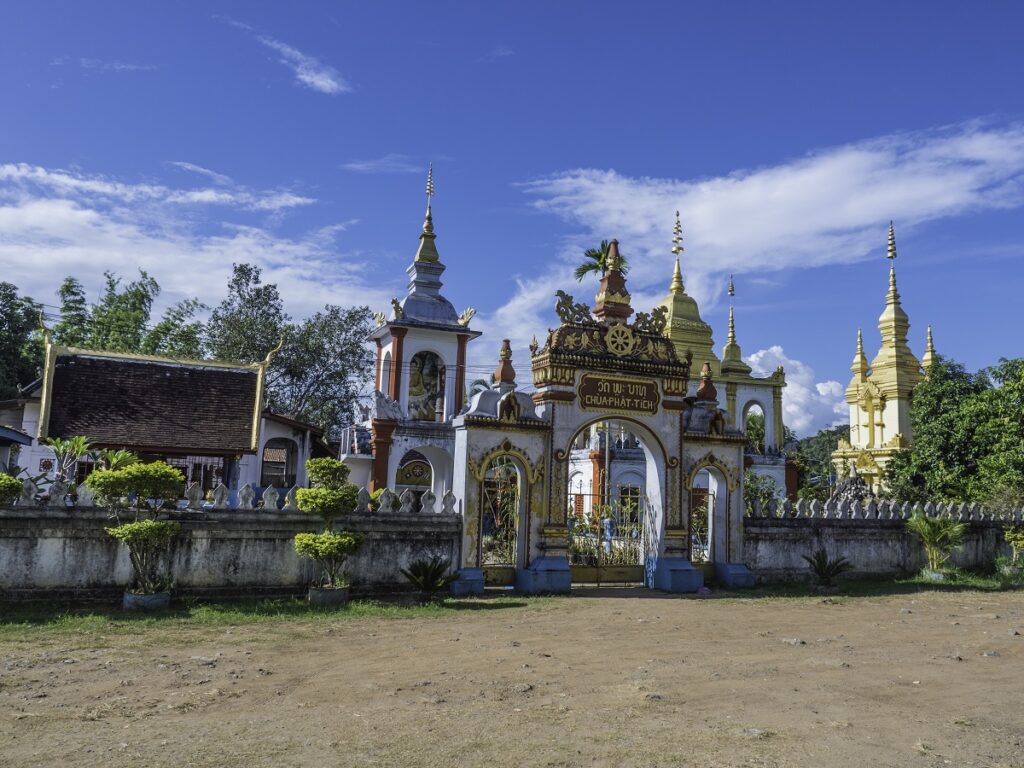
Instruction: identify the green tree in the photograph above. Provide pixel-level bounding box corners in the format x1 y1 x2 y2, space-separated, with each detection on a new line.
744 412 765 455
53 277 91 347
966 358 1024 500
0 283 42 399
87 270 161 352
267 305 373 436
139 297 207 358
790 424 850 498
573 240 629 282
205 263 288 363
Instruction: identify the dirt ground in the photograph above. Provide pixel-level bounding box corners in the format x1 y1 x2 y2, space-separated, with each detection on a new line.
2 589 1023 768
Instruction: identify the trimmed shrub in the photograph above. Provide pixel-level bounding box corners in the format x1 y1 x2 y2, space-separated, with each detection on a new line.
106 519 181 594
85 462 184 516
294 530 363 588
306 458 351 489
0 474 22 506
297 458 359 529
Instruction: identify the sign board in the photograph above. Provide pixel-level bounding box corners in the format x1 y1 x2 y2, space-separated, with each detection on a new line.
577 374 660 416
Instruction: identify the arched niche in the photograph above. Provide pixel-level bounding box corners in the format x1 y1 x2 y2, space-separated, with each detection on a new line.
407 350 446 421
741 400 767 455
260 437 299 489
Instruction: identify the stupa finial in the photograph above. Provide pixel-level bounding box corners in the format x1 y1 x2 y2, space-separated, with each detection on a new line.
415 163 440 262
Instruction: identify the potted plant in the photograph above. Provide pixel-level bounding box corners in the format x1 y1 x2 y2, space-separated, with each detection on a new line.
294 530 364 606
85 461 185 610
801 548 854 594
295 458 364 604
401 556 456 605
905 513 966 581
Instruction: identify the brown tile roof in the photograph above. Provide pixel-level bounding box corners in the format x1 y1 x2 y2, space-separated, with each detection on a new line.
45 352 261 455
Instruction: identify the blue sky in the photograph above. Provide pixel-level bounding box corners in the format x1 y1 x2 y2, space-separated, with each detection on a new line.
2 1 1023 435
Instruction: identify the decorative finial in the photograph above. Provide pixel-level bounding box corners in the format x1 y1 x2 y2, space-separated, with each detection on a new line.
671 211 683 255
922 324 936 369
494 338 516 386
695 361 717 402
728 274 735 298
727 305 736 345
856 327 864 354
426 162 434 203
670 258 684 294
887 220 897 261
415 164 440 262
529 335 539 356
607 239 621 272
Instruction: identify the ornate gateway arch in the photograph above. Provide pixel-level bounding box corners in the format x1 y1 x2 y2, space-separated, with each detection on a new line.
452 240 754 594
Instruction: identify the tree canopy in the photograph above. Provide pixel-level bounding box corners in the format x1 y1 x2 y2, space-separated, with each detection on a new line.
0 282 42 399
885 355 1024 503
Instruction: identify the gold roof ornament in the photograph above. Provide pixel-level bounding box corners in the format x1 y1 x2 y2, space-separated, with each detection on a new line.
921 325 936 369
657 212 720 377
593 239 634 322
415 163 440 263
869 220 921 397
494 338 516 386
721 273 750 375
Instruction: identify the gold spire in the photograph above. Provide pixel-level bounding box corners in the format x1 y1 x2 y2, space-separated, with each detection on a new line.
670 259 684 294
415 163 440 263
921 325 936 369
852 328 868 377
886 220 899 299
726 274 736 344
720 273 749 374
870 220 921 396
887 220 897 261
669 212 685 293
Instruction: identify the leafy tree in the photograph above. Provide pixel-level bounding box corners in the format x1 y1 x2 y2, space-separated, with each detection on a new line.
294 530 363 588
905 513 966 572
790 424 850 498
54 272 205 356
267 305 373 436
966 358 1024 500
744 412 765 454
574 240 629 282
743 470 781 515
106 519 181 594
205 263 288 363
296 458 360 530
0 282 43 399
53 277 91 347
44 436 92 483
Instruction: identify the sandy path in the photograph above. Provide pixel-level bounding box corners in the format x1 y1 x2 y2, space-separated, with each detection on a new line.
2 590 1023 768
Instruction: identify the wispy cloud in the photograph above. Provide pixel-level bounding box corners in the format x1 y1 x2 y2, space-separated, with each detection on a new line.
0 164 392 325
343 154 421 174
50 56 156 72
220 16 351 95
168 161 233 186
487 45 514 60
0 163 314 213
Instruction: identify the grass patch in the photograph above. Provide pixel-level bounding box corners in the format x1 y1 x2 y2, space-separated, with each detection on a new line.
0 595 543 641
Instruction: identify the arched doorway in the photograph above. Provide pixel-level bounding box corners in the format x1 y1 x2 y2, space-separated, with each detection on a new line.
480 456 524 586
688 463 731 578
742 401 767 456
564 418 664 586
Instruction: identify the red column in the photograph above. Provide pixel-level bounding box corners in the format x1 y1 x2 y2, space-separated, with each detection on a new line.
454 334 469 409
388 328 407 402
370 419 397 492
374 339 383 391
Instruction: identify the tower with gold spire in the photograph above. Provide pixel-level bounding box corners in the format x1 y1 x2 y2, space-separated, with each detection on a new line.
657 213 789 491
833 222 933 492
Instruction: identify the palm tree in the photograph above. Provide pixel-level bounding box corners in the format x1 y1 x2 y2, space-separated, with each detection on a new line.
574 240 629 282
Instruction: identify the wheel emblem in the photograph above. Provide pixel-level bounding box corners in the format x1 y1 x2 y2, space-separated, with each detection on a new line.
605 324 636 356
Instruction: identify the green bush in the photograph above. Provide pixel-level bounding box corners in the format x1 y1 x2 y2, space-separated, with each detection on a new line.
400 556 456 605
1004 526 1024 564
296 486 359 530
85 461 184 516
294 530 363 588
0 474 22 505
106 519 181 594
905 513 966 572
306 458 351 490
801 548 854 587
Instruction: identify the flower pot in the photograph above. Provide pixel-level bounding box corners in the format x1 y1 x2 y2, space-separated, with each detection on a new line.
921 570 946 582
123 590 171 611
308 585 350 607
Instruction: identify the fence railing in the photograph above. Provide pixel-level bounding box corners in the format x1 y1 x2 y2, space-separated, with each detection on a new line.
746 496 1024 523
11 478 459 516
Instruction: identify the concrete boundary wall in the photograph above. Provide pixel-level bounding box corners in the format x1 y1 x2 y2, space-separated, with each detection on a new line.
744 517 1013 582
0 507 461 601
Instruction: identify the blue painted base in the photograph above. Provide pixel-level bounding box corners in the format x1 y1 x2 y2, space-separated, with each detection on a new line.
651 558 704 593
450 568 485 597
714 562 756 588
516 556 572 594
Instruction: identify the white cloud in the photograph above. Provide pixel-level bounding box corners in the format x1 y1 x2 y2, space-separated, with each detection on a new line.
168 161 233 186
520 122 1024 310
747 345 847 437
0 164 394 323
343 154 421 174
487 45 514 59
50 56 155 72
254 34 351 95
219 16 350 95
0 163 314 213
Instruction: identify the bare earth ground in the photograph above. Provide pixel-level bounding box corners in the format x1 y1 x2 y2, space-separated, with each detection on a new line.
2 589 1023 768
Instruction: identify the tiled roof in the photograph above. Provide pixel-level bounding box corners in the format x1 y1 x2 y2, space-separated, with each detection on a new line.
45 352 260 455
